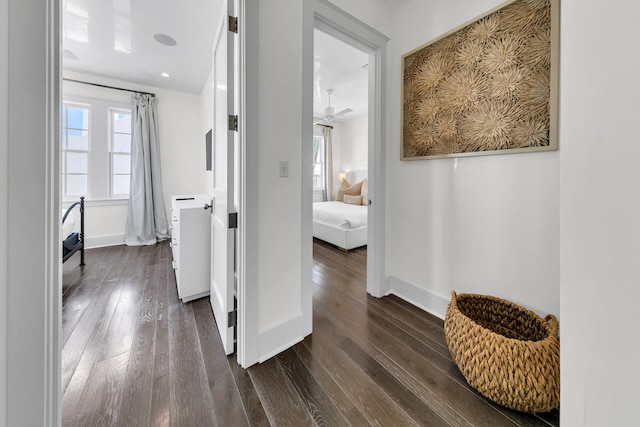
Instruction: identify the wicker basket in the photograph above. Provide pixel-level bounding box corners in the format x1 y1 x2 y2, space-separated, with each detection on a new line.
444 291 560 413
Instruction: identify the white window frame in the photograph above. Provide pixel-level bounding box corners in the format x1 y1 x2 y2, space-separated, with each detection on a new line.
61 102 91 200
62 95 131 204
312 134 325 191
109 108 132 199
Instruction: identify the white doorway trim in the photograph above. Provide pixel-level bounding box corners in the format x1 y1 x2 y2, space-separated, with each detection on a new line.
302 0 389 314
6 0 61 425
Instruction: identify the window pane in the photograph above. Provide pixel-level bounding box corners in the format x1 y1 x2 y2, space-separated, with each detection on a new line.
66 174 87 196
66 152 88 174
67 130 89 150
113 112 131 133
112 175 130 195
68 107 89 129
113 154 130 174
113 133 131 153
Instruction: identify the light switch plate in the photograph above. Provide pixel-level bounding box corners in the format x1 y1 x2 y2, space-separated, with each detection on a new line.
279 160 289 177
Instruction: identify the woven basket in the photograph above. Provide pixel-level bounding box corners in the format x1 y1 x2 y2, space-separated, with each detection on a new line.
444 291 560 413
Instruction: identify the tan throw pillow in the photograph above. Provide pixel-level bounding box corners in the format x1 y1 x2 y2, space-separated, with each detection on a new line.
343 194 363 205
360 178 368 206
336 178 351 201
336 178 363 201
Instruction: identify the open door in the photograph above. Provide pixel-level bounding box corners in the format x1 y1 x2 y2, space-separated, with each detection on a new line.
208 0 237 355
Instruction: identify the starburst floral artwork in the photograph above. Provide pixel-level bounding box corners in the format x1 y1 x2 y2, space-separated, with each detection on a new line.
401 0 558 160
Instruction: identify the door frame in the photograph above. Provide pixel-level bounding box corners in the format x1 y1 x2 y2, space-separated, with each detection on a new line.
6 0 61 425
301 0 389 312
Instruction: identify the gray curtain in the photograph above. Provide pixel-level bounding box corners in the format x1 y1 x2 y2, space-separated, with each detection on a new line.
125 94 170 246
323 126 334 201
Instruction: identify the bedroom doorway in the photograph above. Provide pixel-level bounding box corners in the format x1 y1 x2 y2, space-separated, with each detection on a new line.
311 29 370 288
301 0 389 316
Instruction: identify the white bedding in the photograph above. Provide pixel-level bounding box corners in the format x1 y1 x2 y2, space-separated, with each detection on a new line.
62 210 76 240
313 201 367 229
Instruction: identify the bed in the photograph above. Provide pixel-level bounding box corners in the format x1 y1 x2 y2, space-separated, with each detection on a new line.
312 170 368 251
63 196 85 266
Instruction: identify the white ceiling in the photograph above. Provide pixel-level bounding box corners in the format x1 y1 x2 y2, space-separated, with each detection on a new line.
313 29 369 123
62 0 370 114
62 0 221 94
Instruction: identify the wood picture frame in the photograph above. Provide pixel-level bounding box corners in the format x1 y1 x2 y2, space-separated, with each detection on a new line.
401 0 559 160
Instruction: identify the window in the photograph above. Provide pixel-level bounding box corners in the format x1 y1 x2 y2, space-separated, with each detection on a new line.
61 104 90 197
313 135 325 190
61 97 131 202
110 110 132 197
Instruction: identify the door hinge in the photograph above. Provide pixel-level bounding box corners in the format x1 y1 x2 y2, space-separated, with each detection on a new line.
229 16 238 34
228 114 238 132
229 212 238 229
228 310 237 327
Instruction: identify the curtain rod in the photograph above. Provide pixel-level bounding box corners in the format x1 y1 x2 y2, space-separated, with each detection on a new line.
62 78 156 97
314 123 333 129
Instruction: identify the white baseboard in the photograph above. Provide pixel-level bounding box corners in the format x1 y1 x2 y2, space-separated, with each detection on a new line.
258 312 307 363
385 276 449 320
84 234 125 249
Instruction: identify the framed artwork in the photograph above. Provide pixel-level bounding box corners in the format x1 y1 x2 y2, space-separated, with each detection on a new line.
401 0 559 160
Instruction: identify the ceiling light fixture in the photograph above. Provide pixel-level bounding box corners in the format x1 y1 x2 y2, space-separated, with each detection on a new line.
161 72 170 78
153 33 177 47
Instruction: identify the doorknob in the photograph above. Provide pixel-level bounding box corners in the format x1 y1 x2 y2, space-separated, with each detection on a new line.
204 200 213 211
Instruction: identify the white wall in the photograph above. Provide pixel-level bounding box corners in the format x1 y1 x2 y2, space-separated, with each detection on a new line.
63 71 209 247
339 115 368 173
256 0 304 333
0 0 8 423
384 0 560 318
560 0 640 425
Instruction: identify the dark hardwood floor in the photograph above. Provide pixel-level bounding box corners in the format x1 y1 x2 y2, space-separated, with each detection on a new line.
62 240 559 426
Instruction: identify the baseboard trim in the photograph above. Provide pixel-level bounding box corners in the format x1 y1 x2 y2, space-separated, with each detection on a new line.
84 234 125 249
386 276 449 320
258 312 307 363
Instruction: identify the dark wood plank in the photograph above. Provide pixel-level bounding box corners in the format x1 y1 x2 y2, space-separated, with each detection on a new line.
227 354 271 427
99 246 152 361
168 301 216 426
150 243 171 427
276 348 350 427
116 261 162 426
293 343 372 427
193 300 250 427
340 337 451 427
248 356 316 427
75 351 130 427
302 329 419 426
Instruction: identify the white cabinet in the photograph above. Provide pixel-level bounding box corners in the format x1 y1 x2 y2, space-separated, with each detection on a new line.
170 195 211 302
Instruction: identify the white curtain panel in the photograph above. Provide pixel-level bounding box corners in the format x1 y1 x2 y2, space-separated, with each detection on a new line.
323 126 334 201
125 94 170 245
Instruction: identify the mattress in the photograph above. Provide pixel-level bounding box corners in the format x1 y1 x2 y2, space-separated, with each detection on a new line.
312 201 367 229
62 210 76 241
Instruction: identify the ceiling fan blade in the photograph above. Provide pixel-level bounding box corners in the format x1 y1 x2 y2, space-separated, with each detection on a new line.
334 108 353 117
313 119 326 125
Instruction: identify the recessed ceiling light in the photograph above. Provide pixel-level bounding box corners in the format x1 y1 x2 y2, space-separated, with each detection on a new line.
161 72 170 78
153 33 177 47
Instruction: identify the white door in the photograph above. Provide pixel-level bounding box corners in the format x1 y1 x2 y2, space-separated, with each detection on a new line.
209 0 237 355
